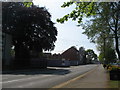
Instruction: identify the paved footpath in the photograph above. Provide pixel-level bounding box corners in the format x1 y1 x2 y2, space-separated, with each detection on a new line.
56 65 111 88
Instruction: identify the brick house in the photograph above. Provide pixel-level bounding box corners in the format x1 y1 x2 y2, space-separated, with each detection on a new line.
61 46 79 60
61 46 87 65
61 46 80 65
45 46 87 66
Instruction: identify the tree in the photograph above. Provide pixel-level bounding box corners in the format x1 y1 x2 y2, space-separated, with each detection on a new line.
99 52 104 64
79 47 87 64
57 2 120 60
99 47 117 64
85 49 97 64
2 2 57 68
81 3 120 61
82 16 115 62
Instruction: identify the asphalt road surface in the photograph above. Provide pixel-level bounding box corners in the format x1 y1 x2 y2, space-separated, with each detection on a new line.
2 64 98 88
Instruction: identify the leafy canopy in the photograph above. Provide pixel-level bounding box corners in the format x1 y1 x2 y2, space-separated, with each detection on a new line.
86 49 97 62
2 2 57 52
57 2 97 24
57 1 120 60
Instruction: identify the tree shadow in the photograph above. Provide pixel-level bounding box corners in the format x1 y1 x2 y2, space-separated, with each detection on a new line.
2 67 71 75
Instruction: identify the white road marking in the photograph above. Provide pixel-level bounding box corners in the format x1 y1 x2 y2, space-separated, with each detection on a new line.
1 74 53 84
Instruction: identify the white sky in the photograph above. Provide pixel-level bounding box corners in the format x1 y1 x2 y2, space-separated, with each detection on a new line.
33 0 99 55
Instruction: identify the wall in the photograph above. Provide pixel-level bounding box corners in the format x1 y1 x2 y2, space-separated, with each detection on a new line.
2 33 12 66
30 58 47 69
47 60 70 67
0 30 2 72
70 60 80 66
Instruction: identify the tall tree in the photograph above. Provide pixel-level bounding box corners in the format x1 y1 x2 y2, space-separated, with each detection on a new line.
82 15 115 62
57 2 120 60
2 2 57 68
99 47 117 64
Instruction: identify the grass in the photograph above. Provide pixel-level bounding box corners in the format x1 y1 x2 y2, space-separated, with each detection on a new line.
106 69 120 88
108 80 120 88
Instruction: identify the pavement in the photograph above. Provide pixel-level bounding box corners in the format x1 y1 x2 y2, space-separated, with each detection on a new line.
52 65 115 88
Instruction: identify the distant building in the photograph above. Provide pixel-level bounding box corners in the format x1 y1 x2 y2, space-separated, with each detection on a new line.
61 46 85 65
46 46 87 66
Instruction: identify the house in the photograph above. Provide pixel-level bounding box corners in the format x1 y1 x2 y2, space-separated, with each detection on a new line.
61 46 80 66
61 46 79 60
61 46 87 65
46 46 87 67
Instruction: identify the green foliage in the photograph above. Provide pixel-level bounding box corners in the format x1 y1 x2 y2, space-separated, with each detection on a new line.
57 1 120 60
61 1 74 8
57 2 97 24
99 47 117 64
105 48 117 63
86 49 98 63
23 2 33 7
109 81 120 88
2 2 57 52
99 53 104 63
82 16 113 43
2 2 58 68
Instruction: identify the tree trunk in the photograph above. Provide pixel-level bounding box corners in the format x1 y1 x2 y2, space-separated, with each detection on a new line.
14 41 22 69
114 33 120 60
14 40 30 69
114 14 120 60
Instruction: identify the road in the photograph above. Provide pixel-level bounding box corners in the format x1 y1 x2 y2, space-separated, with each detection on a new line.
2 64 98 88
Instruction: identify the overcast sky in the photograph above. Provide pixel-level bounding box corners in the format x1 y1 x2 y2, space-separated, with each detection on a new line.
33 0 99 55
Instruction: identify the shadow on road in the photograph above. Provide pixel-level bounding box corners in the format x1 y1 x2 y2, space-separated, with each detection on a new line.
2 67 71 75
